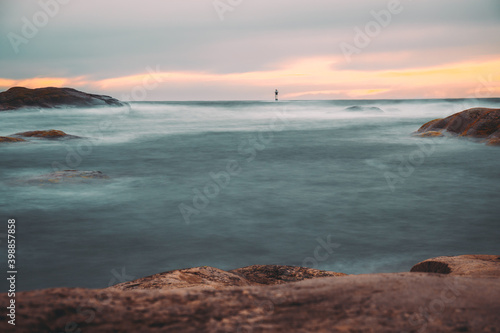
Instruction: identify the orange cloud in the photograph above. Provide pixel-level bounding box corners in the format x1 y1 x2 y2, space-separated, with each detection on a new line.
0 77 89 90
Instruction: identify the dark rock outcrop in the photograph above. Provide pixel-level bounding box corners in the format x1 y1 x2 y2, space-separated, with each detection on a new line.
0 86 125 111
11 129 79 139
110 265 346 291
23 170 109 185
411 255 500 277
229 264 346 285
111 266 253 291
0 136 25 143
416 107 500 145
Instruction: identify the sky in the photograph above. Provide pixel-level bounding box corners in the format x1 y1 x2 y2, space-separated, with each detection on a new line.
0 0 499 101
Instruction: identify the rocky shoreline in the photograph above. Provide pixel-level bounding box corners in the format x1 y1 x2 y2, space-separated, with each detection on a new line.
0 255 499 332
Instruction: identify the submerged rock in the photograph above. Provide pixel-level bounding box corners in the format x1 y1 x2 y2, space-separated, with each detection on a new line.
12 129 79 139
0 136 25 143
345 105 384 112
23 170 109 185
411 254 500 277
416 107 500 145
0 86 126 111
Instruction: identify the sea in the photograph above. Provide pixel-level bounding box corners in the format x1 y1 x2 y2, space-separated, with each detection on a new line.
1 98 499 291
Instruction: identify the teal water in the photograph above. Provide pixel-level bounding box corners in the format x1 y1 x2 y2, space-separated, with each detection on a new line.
1 99 499 291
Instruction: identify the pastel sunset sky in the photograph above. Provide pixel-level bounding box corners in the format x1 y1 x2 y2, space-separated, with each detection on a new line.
1 0 499 100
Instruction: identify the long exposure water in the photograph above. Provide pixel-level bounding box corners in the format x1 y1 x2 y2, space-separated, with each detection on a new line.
1 98 499 291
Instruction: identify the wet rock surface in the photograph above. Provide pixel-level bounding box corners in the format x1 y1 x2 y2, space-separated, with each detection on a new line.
414 130 444 137
417 107 500 145
11 129 79 139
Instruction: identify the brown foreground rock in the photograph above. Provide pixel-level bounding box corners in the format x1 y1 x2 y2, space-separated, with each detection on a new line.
0 86 125 111
411 254 500 277
416 107 500 145
1 272 499 333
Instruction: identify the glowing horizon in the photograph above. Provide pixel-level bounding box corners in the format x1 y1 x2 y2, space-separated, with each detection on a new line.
2 56 499 101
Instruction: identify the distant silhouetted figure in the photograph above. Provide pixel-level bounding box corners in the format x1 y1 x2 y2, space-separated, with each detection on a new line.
275 89 279 101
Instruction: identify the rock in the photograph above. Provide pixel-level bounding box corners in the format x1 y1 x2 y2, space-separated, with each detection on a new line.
345 105 384 112
0 86 126 111
487 138 500 146
229 264 346 285
11 129 78 139
414 130 444 137
110 266 253 291
418 118 441 132
410 254 500 277
2 272 499 333
110 265 347 291
416 107 500 144
23 170 109 185
0 136 25 143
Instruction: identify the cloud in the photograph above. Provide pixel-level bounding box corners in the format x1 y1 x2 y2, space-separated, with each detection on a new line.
0 0 499 99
